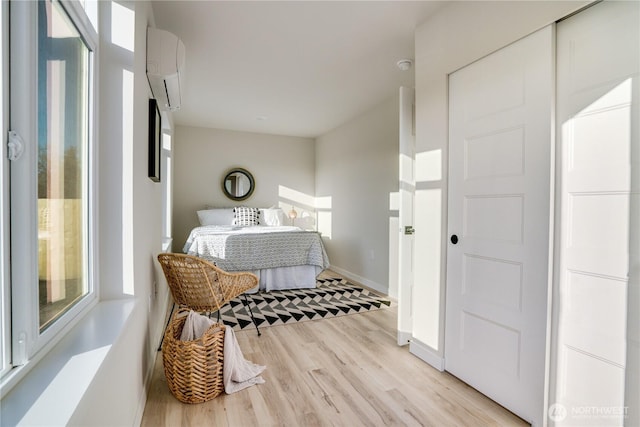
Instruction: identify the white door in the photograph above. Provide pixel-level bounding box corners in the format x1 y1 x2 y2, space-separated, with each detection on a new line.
397 87 415 346
445 26 552 426
551 1 639 425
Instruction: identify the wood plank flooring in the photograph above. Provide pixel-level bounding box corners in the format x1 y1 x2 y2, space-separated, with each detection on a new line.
141 298 528 426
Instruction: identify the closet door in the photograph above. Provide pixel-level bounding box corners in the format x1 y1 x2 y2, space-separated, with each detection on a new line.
552 1 639 425
445 26 553 426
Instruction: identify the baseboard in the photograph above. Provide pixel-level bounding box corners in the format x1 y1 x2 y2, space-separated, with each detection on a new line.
409 339 445 372
134 292 172 426
134 362 153 427
328 265 387 295
397 330 412 347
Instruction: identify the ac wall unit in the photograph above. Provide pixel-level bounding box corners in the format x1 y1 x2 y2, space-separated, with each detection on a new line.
146 27 185 112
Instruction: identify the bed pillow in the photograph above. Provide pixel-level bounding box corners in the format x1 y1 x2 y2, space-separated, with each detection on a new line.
259 208 285 226
197 208 235 226
233 207 260 226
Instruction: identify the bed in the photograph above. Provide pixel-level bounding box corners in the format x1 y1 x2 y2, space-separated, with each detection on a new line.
183 207 330 292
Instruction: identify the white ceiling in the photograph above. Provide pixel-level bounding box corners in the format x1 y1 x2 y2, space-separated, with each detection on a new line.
151 1 445 138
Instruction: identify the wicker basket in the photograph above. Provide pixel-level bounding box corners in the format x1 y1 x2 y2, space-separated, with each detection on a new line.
161 310 225 403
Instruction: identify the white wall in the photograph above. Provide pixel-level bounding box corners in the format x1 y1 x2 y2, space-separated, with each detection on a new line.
68 1 170 424
173 126 315 249
411 0 589 359
315 95 399 293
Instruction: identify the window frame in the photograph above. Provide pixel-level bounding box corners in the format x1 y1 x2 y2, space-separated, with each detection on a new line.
162 130 173 242
6 0 99 371
0 0 11 379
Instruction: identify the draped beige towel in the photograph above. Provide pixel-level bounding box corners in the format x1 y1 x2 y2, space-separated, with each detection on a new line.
180 310 266 394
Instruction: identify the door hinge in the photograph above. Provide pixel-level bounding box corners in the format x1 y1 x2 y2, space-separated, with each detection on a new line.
8 130 25 161
404 226 415 235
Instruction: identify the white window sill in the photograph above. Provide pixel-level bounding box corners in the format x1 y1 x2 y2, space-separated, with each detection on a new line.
0 299 135 426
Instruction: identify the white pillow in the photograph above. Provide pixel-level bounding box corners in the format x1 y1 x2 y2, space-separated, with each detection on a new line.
259 208 284 226
197 208 235 226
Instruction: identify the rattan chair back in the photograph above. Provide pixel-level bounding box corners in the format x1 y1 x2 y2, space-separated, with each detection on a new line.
157 253 258 313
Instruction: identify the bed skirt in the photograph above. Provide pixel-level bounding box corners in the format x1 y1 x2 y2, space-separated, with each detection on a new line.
247 265 321 293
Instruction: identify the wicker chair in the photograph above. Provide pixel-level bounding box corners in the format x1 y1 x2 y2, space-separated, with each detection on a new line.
157 253 261 336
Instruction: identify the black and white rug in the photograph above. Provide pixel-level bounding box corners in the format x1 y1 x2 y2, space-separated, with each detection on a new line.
217 277 392 331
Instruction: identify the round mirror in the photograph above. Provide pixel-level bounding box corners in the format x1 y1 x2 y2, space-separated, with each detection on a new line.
222 168 255 201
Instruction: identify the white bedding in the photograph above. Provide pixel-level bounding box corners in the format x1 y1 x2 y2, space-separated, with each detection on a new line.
183 225 329 291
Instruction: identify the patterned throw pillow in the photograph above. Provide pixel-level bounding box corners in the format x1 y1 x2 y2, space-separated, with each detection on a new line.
233 207 260 226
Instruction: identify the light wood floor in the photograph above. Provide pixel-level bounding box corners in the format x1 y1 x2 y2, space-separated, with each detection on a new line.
141 299 528 427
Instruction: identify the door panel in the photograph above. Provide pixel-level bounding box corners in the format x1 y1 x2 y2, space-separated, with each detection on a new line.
552 1 639 425
446 26 553 426
465 126 525 179
462 254 523 311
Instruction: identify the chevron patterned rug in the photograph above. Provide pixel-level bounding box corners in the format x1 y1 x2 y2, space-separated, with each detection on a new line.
217 276 391 331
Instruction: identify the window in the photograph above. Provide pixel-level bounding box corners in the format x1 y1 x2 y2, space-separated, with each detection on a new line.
162 131 173 243
37 0 91 330
4 0 97 373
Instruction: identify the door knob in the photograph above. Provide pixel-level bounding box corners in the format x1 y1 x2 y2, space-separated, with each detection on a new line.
450 234 459 244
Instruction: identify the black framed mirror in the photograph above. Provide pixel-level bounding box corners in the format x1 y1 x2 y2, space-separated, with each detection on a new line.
222 168 255 201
